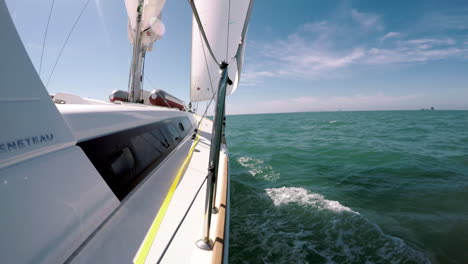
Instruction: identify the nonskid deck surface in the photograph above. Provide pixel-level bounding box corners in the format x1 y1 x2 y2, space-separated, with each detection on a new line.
141 116 228 264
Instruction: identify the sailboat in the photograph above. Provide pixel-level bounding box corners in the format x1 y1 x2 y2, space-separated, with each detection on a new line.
0 0 253 263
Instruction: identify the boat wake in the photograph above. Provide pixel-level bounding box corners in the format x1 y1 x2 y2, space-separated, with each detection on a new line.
230 185 431 264
237 157 280 181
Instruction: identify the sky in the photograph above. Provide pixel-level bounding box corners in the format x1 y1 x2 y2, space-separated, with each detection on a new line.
5 0 468 115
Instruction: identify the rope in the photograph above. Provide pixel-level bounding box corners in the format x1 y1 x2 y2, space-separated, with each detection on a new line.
39 0 55 76
46 0 91 87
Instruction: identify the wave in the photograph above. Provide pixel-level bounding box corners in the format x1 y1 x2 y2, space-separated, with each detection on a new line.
266 187 353 213
230 186 431 264
237 156 280 181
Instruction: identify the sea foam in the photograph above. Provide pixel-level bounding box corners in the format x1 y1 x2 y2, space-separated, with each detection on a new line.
265 187 353 213
237 156 280 181
243 186 432 264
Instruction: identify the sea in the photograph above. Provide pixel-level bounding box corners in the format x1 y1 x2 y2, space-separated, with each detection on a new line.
226 110 468 264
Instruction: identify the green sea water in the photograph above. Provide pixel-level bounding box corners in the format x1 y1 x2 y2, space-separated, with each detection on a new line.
226 110 468 264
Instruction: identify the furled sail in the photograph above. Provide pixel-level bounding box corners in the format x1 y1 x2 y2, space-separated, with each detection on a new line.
124 0 166 51
190 0 253 102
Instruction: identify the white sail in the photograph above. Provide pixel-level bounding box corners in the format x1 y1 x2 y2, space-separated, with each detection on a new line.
190 0 252 102
124 0 166 51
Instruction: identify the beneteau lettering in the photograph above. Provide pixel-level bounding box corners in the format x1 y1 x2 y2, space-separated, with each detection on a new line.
0 133 55 153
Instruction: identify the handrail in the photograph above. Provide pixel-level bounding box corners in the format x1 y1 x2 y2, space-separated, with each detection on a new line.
211 155 229 263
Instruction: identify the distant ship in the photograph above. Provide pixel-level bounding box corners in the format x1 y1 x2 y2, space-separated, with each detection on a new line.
420 106 435 111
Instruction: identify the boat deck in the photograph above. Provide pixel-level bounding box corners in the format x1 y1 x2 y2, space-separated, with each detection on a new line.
64 115 228 264
139 115 229 263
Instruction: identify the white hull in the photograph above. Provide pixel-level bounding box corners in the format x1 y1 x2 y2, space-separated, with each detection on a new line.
0 1 229 261
62 111 230 264
1 103 230 264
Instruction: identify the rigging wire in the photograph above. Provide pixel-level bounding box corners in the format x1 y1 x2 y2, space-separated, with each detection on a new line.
140 51 147 102
199 30 215 97
226 0 231 61
197 90 217 130
45 0 91 87
127 64 132 98
39 0 55 76
188 0 220 67
194 101 199 114
190 29 215 105
190 25 217 116
192 13 218 119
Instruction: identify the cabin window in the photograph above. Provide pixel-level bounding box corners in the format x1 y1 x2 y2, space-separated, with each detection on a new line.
110 147 135 179
78 117 193 200
166 122 182 142
150 129 171 149
181 118 192 132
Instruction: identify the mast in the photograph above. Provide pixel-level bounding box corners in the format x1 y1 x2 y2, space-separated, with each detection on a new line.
128 0 145 103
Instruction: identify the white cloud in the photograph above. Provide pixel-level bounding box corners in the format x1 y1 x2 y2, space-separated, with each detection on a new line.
244 32 467 83
406 38 455 45
243 10 468 85
245 33 367 81
351 9 383 31
364 46 467 64
241 71 275 86
380 32 403 41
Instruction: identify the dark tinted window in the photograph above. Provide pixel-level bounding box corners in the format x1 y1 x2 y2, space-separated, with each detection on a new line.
166 122 182 142
78 117 193 200
181 118 192 132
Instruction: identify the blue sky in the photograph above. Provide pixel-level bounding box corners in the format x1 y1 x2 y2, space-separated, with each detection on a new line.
6 0 468 114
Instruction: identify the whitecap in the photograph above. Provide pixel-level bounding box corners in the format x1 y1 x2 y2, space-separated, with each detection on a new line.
265 187 353 213
250 187 433 263
237 156 280 181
